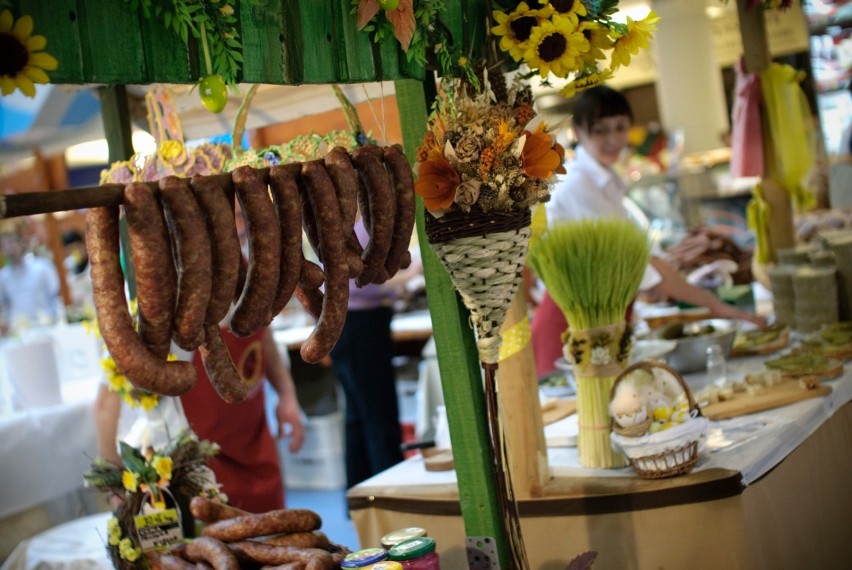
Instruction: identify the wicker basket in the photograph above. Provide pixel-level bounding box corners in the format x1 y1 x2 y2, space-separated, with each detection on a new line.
609 361 708 479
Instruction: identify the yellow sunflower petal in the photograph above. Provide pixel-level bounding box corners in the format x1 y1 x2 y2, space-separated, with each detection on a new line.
15 75 36 97
1 76 16 96
29 52 58 71
26 34 47 52
23 65 50 84
0 10 12 33
12 15 33 41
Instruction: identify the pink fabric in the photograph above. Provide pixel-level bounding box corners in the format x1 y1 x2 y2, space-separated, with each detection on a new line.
531 292 568 378
730 57 764 178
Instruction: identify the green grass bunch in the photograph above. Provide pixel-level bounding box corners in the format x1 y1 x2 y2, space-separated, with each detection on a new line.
529 218 651 329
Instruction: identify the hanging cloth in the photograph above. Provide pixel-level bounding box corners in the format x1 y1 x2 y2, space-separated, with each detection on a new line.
746 181 772 264
730 57 764 178
760 63 816 211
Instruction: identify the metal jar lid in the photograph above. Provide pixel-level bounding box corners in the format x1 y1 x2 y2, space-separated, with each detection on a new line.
380 527 427 549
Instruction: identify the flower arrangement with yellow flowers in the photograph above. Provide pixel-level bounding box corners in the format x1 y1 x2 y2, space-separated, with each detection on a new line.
490 1 659 98
415 72 565 216
84 429 221 569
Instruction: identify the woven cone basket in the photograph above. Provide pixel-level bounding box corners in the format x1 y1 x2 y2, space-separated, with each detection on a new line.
426 209 532 364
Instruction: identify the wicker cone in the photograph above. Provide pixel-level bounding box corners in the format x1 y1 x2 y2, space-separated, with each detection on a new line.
430 225 531 364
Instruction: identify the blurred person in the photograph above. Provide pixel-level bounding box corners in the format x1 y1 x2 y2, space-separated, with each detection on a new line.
61 229 95 320
94 325 305 512
0 229 62 332
531 86 765 377
331 217 423 489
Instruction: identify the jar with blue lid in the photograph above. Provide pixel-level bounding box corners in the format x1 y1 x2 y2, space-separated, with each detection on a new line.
341 547 389 568
387 537 440 569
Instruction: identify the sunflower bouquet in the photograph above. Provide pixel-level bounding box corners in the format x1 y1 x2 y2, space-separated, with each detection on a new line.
490 1 659 97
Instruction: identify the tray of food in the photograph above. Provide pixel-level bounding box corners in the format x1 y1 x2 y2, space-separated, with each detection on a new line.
730 323 790 357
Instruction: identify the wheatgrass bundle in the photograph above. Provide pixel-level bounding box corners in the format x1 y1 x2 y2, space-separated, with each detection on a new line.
529 218 650 468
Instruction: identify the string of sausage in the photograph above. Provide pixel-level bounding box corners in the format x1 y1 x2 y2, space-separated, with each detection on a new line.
123 182 176 360
86 206 196 396
230 166 281 337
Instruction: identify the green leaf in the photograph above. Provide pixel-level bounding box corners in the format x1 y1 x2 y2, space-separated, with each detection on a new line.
119 442 148 473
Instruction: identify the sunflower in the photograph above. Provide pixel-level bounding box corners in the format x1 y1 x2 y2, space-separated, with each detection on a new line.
542 0 586 25
560 69 614 98
577 20 613 67
0 10 58 98
611 10 660 70
524 15 588 79
491 2 553 62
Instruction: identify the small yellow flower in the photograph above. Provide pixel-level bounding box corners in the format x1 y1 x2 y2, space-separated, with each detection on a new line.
118 537 140 562
107 517 121 546
139 393 159 412
0 10 58 98
153 456 173 482
491 2 553 62
158 139 186 162
560 69 613 98
543 0 586 25
611 10 660 70
122 470 138 493
219 5 234 16
458 56 468 67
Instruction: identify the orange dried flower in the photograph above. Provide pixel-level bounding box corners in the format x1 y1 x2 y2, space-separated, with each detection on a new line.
521 127 566 179
415 152 461 213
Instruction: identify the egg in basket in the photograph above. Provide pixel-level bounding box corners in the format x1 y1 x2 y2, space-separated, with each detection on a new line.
609 361 709 479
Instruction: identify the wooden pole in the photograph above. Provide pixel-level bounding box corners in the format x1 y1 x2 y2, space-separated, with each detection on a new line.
497 289 549 499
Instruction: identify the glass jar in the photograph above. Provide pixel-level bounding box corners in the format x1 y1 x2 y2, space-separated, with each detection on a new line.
368 563 403 570
381 527 427 550
341 548 388 568
387 537 440 569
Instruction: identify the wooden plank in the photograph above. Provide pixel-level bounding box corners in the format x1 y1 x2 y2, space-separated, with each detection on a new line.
376 35 402 82
280 0 305 83
239 0 285 84
76 0 145 84
331 0 376 82
295 1 337 84
702 380 832 420
138 8 192 83
14 0 85 83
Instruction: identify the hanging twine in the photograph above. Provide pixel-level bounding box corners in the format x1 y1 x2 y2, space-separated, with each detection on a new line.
431 226 531 365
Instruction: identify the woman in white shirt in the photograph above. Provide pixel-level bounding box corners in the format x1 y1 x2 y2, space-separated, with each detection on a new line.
531 86 764 377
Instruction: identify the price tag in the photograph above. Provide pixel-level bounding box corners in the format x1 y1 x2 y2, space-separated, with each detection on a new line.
134 509 183 552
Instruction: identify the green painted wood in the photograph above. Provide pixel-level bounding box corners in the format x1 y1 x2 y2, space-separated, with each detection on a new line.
376 35 401 82
395 78 511 569
331 0 376 83
239 1 286 84
76 0 145 84
280 0 305 83
294 1 337 84
99 86 137 300
12 0 85 83
138 11 193 83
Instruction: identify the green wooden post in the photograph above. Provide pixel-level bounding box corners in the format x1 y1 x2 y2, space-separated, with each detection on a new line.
98 85 137 300
395 77 511 569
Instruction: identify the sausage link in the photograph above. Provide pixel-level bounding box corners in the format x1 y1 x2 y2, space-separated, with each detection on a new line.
159 176 212 351
228 542 334 569
324 146 364 260
198 324 252 403
86 207 196 396
190 496 250 524
230 166 281 337
293 286 323 321
298 259 324 290
299 162 350 364
268 166 304 318
160 554 196 570
202 509 322 542
260 564 305 570
382 144 417 276
258 530 330 549
123 182 176 360
351 146 394 286
190 175 241 325
184 537 239 570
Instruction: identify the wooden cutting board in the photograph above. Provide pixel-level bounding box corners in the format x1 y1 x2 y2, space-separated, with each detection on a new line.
701 380 832 420
541 399 577 425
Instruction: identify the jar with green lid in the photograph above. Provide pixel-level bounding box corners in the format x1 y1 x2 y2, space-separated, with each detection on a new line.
387 537 440 569
341 548 388 568
381 527 427 549
793 251 839 332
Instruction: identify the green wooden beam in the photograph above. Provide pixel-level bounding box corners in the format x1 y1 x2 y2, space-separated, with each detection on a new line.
395 77 511 569
98 86 137 300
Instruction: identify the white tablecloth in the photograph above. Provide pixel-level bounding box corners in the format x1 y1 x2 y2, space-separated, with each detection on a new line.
1 512 112 570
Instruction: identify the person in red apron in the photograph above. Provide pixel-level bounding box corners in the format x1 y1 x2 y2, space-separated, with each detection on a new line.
180 327 305 513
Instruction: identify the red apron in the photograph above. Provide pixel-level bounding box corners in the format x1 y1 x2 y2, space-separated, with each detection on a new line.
180 328 285 512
